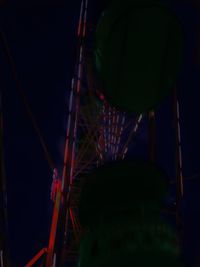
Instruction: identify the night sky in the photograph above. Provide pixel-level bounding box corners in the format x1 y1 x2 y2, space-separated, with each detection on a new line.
0 0 200 266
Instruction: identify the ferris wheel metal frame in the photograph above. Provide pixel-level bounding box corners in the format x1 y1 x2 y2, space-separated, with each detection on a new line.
22 0 185 266
47 1 147 265
47 1 184 266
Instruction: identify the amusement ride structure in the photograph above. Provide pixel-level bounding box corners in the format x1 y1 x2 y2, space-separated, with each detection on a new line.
0 0 197 266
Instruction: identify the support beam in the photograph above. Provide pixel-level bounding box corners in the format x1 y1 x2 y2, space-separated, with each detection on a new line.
173 87 184 234
25 248 47 267
148 110 156 163
45 180 62 267
0 91 10 267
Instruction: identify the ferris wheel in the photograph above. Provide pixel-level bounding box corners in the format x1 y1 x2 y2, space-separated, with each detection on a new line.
48 1 146 265
23 0 185 266
2 0 200 266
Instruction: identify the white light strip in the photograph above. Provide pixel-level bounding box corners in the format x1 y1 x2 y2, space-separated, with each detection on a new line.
53 253 56 267
0 250 3 267
138 114 143 123
69 88 74 112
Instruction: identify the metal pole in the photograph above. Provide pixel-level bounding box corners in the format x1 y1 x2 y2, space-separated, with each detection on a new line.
148 110 156 163
0 250 4 267
173 86 184 235
0 89 9 267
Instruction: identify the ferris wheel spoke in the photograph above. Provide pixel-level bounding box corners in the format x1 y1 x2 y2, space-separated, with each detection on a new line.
75 144 97 173
114 113 126 159
73 154 97 179
119 114 143 159
69 208 81 245
110 107 115 158
75 119 100 167
113 112 122 159
75 135 95 168
79 116 99 145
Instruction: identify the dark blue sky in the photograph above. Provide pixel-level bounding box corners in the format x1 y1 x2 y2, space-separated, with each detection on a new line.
1 0 200 266
1 1 81 265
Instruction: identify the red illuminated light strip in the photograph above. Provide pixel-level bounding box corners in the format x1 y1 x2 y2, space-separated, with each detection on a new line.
47 181 62 264
83 0 88 37
25 248 48 267
77 0 84 37
69 208 79 244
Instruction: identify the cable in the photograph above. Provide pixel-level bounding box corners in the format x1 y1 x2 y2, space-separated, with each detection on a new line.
0 30 55 172
170 172 200 184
